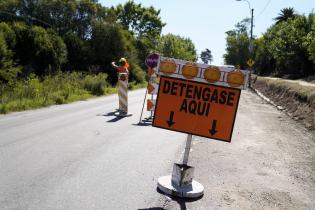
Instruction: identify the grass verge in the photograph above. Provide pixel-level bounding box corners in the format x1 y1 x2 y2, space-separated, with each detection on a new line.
0 72 145 114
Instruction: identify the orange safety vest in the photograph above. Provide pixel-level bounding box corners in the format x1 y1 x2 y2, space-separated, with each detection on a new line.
116 66 128 73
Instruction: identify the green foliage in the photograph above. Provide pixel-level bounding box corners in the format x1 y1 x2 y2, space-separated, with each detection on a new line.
83 73 109 96
129 62 145 83
224 18 251 69
254 12 314 77
111 0 165 38
27 26 67 74
89 21 144 84
63 31 89 71
274 7 297 24
0 0 99 39
0 0 164 87
110 0 165 67
304 14 315 65
0 22 16 48
4 22 67 76
225 8 315 78
0 25 21 83
157 33 197 61
0 72 114 114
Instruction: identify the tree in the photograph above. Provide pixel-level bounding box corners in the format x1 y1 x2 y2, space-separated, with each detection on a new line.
303 13 315 65
157 33 197 61
274 7 297 24
223 18 251 69
63 31 89 71
110 0 165 38
200 49 213 64
89 21 144 84
0 31 21 83
254 11 315 77
8 22 67 76
109 1 166 66
0 0 101 39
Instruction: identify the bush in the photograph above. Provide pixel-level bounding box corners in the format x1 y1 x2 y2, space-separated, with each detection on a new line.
0 71 146 114
83 73 109 95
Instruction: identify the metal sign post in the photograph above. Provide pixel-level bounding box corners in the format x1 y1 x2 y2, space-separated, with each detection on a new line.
157 134 204 198
182 134 192 165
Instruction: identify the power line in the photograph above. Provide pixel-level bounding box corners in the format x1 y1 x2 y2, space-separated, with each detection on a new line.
0 10 52 27
256 0 272 19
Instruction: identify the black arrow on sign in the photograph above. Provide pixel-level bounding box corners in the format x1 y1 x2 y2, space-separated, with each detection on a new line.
167 111 175 127
209 120 218 136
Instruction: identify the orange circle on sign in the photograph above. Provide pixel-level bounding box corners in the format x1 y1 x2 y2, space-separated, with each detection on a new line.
227 70 244 87
203 66 221 83
182 63 199 79
120 74 127 81
160 59 177 75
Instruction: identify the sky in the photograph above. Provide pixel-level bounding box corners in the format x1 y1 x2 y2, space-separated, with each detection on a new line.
99 0 313 65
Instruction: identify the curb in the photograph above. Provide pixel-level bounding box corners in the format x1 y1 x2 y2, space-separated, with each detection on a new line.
251 87 286 111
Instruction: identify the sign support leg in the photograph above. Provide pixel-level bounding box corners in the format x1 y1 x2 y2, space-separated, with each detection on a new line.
157 134 204 199
139 89 148 123
183 134 192 165
150 93 154 119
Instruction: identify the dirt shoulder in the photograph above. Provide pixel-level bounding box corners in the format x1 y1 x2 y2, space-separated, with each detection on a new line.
163 90 315 210
252 76 315 131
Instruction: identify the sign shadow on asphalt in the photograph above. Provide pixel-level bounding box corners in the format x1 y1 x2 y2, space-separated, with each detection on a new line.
100 110 129 123
133 117 153 126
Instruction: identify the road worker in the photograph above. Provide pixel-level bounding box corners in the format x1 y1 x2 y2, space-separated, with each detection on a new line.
111 57 129 74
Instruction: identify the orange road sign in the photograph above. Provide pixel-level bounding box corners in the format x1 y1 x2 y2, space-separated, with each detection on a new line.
147 99 156 111
153 76 241 142
147 68 155 76
147 83 158 94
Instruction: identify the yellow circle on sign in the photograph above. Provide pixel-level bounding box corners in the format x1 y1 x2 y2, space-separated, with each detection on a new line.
182 62 199 79
227 70 245 87
160 59 177 75
203 66 221 83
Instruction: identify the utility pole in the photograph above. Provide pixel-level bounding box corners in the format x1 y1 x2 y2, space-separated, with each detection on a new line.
248 8 254 88
250 8 254 41
236 0 254 88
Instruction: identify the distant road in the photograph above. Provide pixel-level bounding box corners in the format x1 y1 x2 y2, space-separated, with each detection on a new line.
0 89 186 210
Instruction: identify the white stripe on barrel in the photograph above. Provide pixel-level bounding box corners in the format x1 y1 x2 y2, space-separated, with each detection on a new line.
118 73 128 113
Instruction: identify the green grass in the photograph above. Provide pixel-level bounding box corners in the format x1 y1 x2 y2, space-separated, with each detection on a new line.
0 72 144 114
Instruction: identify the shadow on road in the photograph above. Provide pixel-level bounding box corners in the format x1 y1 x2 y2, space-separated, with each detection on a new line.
107 116 126 122
138 208 165 210
99 110 129 123
133 117 153 126
156 187 203 210
101 110 119 117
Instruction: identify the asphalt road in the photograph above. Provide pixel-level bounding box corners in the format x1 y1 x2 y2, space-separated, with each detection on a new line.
0 89 186 210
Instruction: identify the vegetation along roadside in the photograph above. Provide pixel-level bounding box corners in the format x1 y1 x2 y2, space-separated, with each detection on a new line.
0 72 145 114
